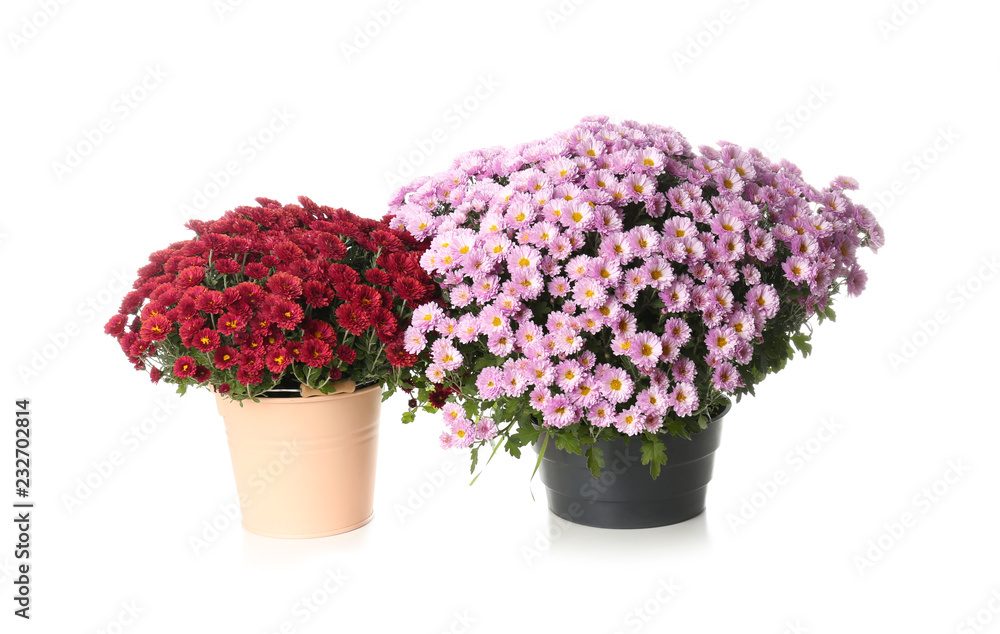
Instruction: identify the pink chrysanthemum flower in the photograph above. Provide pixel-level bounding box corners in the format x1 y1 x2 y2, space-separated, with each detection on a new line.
487 330 515 356
631 331 662 369
614 406 645 436
411 302 442 332
425 363 446 384
588 401 614 428
663 317 692 346
669 382 699 417
476 367 505 400
746 284 780 318
600 367 634 404
573 277 607 309
782 256 812 285
706 326 738 358
636 387 669 416
543 394 577 428
403 326 427 355
712 361 742 392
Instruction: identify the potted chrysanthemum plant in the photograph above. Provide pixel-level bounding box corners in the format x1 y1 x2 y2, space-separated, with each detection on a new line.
386 116 884 529
106 196 436 537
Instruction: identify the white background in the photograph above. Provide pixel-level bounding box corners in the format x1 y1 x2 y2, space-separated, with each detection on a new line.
3 0 999 631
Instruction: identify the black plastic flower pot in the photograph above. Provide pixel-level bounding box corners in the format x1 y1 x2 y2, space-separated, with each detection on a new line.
533 403 729 529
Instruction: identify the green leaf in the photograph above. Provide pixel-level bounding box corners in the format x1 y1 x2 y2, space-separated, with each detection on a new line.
555 433 582 455
469 446 479 474
401 411 416 424
791 333 813 357
585 445 605 479
531 434 549 481
640 434 667 479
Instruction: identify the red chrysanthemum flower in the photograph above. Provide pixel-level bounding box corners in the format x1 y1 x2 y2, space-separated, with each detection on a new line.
192 328 221 352
299 339 333 368
302 280 332 308
236 366 262 386
350 284 383 311
139 314 171 342
336 345 357 365
273 241 306 263
235 281 266 305
364 268 391 286
328 263 360 284
149 284 180 305
386 341 418 368
193 365 211 383
391 276 427 302
173 356 198 378
302 318 337 344
378 252 419 278
265 344 293 374
371 229 406 253
214 258 241 274
214 345 239 369
334 303 369 336
179 318 207 347
315 233 348 259
104 314 127 337
196 290 227 314
217 382 231 394
267 297 304 330
176 266 205 288
149 366 162 383
244 262 270 279
119 291 145 314
374 308 398 342
171 297 199 321
217 311 248 336
267 271 303 299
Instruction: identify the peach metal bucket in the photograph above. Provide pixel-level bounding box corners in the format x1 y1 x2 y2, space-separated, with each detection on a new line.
216 385 381 538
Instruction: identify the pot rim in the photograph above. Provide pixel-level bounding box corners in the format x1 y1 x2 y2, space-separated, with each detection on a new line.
216 383 381 407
